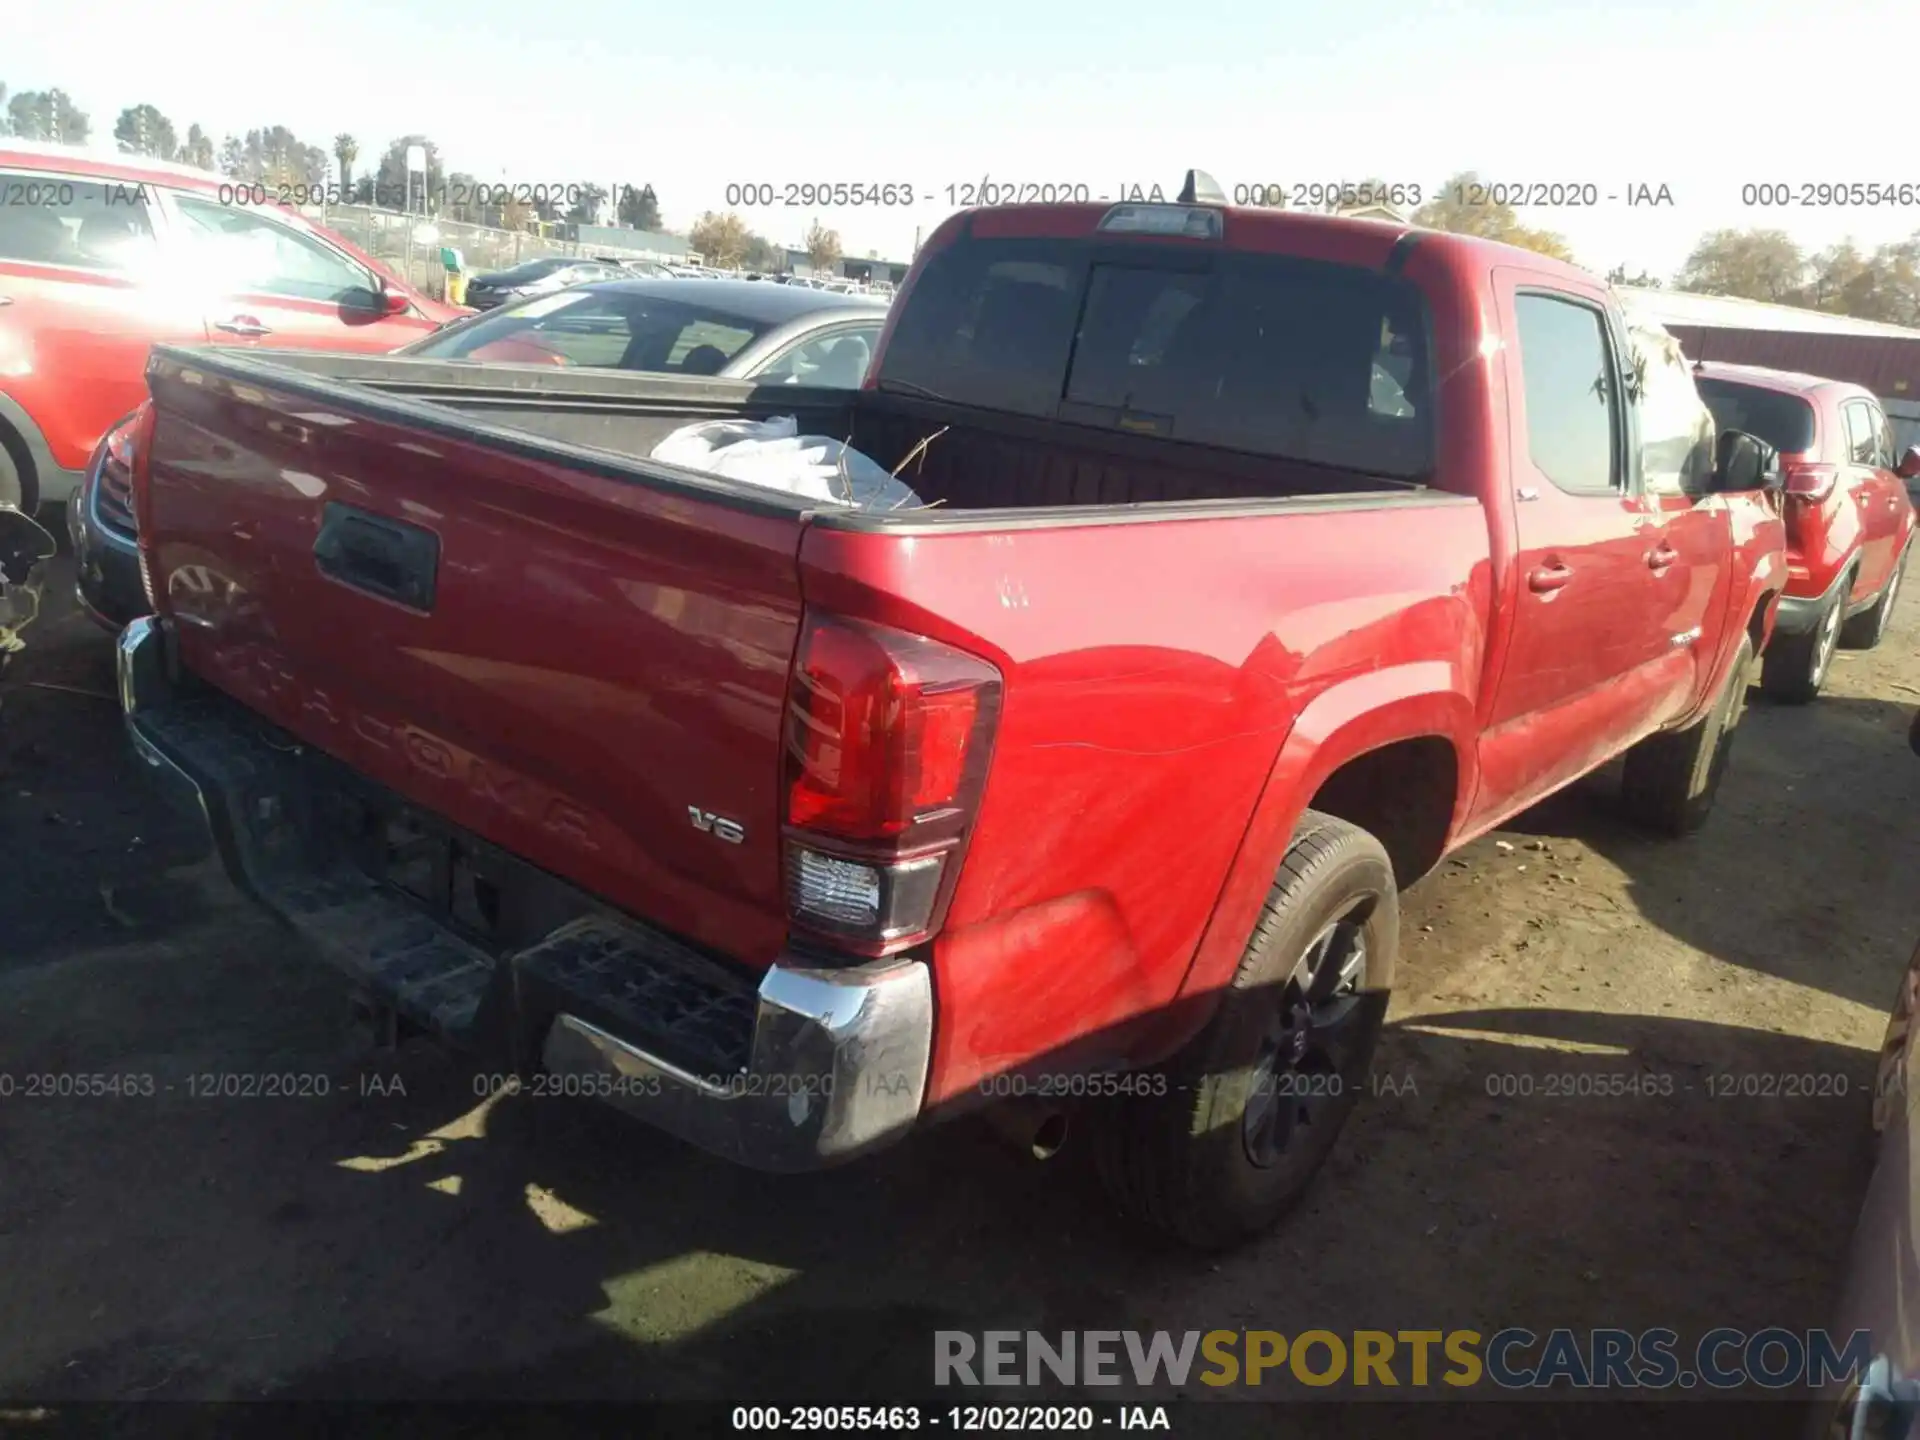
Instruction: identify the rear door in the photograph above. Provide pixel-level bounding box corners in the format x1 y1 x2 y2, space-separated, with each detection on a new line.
1842 399 1904 597
0 169 201 477
165 191 437 353
1474 276 1687 819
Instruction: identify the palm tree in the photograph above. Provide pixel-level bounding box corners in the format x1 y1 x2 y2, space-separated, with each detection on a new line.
334 134 358 200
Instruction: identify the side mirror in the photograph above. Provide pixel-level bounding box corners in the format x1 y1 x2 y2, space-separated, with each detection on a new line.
1897 445 1920 481
377 279 411 317
1710 430 1771 493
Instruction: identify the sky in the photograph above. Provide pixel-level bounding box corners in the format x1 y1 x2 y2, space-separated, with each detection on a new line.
8 0 1920 275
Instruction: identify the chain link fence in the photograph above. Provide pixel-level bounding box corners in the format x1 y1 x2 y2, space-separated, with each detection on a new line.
303 204 692 298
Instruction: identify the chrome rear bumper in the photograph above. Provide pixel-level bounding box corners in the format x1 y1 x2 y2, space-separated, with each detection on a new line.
118 614 933 1171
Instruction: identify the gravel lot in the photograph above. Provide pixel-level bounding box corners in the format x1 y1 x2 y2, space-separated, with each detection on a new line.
2 540 1916 1435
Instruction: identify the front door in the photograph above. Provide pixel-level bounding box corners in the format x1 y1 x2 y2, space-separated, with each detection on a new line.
167 192 434 353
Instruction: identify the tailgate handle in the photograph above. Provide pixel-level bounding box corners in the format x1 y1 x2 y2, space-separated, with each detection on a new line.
313 503 439 611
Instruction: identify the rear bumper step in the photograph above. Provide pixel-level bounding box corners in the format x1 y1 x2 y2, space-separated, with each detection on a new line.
117 616 932 1172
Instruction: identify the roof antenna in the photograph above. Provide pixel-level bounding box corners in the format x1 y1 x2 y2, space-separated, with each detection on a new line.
1178 169 1227 205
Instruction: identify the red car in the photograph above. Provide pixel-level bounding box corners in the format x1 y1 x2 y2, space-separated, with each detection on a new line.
117 178 1786 1247
1694 362 1917 702
0 139 463 514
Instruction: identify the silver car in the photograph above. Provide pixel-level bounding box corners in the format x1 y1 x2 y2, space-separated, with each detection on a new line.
401 277 888 388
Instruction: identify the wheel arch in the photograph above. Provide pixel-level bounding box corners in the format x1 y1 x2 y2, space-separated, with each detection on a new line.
1173 668 1477 1015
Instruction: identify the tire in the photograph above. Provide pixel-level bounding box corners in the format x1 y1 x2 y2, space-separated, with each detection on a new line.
1621 632 1755 837
1842 542 1909 650
1760 584 1844 704
1090 810 1396 1250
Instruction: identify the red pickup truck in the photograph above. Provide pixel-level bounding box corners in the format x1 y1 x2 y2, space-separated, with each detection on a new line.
115 182 1787 1247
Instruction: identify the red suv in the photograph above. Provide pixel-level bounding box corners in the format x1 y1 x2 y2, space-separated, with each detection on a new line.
1695 362 1917 702
0 140 462 514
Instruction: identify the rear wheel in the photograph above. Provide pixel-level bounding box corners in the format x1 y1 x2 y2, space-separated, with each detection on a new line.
1091 810 1395 1250
1621 633 1754 836
1760 585 1843 704
1842 543 1909 650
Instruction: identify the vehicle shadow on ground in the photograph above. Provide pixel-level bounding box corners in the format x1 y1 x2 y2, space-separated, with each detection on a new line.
8 993 1874 1440
1494 681 1920 1015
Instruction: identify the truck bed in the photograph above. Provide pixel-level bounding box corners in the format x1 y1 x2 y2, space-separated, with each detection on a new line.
215 349 1428 515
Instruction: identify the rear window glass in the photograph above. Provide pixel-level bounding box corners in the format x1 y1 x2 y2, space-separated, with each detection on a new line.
406 289 767 374
1696 379 1817 454
877 236 1434 479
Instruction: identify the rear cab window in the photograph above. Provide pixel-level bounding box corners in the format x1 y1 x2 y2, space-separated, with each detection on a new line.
875 234 1435 480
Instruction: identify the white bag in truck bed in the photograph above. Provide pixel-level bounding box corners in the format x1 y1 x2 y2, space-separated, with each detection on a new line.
650 416 924 511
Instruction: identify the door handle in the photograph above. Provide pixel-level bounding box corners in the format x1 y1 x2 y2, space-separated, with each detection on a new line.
0 296 12 306
215 315 272 336
1646 544 1678 569
313 502 439 610
1528 563 1573 594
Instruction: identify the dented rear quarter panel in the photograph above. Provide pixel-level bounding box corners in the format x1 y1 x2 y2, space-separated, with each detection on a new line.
799 500 1494 1105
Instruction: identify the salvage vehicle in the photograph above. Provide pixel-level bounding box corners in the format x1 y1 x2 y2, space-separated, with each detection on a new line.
1693 362 1917 702
115 176 1787 1247
0 139 464 514
399 278 888 384
460 256 631 311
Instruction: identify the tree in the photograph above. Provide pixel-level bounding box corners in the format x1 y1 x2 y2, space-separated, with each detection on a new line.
0 84 9 137
499 193 535 232
179 124 215 172
441 171 482 223
334 134 358 198
1329 177 1404 216
113 104 178 159
566 183 608 226
7 88 90 144
617 183 662 231
804 220 843 275
741 232 786 272
373 135 444 212
1842 235 1920 328
214 128 327 187
1413 171 1574 262
689 210 750 268
1674 229 1806 304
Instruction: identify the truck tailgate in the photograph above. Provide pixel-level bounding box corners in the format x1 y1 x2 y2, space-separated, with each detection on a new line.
141 347 806 971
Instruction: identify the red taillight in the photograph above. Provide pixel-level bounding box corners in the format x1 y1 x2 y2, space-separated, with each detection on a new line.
786 615 998 843
782 613 1001 954
1781 456 1837 500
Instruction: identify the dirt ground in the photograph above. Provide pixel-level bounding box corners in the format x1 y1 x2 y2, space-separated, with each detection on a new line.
2 541 1917 1434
